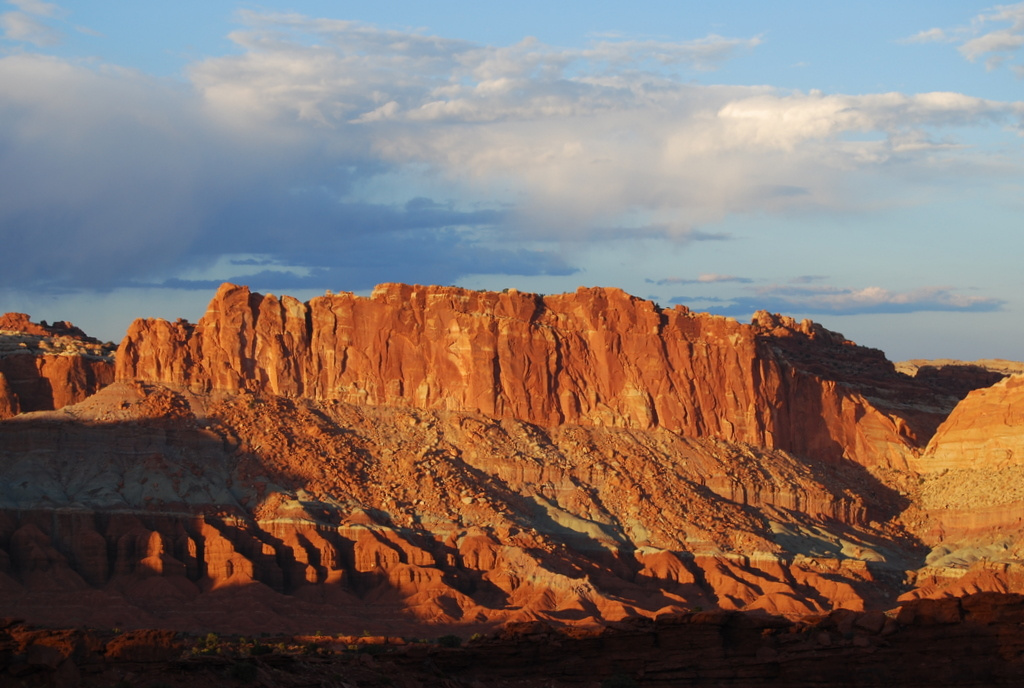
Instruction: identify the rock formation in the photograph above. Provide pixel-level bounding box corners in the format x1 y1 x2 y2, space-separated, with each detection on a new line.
1 282 1023 640
0 381 915 634
0 312 115 419
6 593 1024 687
921 374 1024 473
115 283 955 470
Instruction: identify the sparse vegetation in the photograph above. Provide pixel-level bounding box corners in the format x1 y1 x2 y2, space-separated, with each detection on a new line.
249 641 272 656
194 631 222 655
437 633 462 648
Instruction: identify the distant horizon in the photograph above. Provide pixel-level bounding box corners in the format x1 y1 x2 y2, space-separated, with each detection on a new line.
2 1 1022 361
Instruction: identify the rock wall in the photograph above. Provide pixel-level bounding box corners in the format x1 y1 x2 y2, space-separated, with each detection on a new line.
0 312 115 418
115 283 939 468
921 375 1024 473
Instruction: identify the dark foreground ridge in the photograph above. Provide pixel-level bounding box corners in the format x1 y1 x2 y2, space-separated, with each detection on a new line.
5 593 1024 687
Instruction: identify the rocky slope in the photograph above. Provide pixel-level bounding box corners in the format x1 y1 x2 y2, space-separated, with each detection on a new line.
1 283 1022 639
0 381 916 634
0 312 115 419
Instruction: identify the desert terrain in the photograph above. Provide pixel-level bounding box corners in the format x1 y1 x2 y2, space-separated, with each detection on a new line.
1 282 1023 685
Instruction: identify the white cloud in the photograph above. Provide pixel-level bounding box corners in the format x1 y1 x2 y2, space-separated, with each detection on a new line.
1 10 59 45
186 14 1023 244
961 29 1024 69
680 283 1003 316
8 0 60 17
758 284 996 310
652 274 753 285
1 12 1023 298
912 2 1024 73
901 27 949 44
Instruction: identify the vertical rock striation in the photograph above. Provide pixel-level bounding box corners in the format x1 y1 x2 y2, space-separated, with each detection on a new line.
116 283 946 468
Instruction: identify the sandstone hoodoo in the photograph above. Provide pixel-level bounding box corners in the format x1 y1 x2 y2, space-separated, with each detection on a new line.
1 283 1023 639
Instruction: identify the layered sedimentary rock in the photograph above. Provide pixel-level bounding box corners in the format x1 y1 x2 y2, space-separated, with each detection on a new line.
0 312 115 418
0 381 916 633
116 283 950 469
4 282 1024 638
921 375 1024 473
900 375 1024 568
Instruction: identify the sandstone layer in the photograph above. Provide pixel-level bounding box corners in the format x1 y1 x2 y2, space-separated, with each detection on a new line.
115 284 955 470
0 312 115 419
3 283 1024 639
922 374 1024 473
0 382 916 634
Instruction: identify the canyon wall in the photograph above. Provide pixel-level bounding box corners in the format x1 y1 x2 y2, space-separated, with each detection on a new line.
0 312 115 418
115 283 941 468
921 374 1024 473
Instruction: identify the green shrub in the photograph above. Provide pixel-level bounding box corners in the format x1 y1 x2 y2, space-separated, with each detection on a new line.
436 634 462 648
250 642 272 656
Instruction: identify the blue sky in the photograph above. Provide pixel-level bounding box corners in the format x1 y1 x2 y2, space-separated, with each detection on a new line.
1 1 1023 361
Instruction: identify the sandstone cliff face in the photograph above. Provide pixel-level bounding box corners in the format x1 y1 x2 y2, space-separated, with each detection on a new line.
0 312 115 418
921 375 1024 473
5 284 1023 638
115 283 941 469
0 372 16 417
900 375 1024 562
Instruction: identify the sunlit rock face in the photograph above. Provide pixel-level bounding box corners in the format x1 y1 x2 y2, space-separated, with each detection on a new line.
0 312 115 419
921 375 1024 474
116 282 953 470
1 283 1022 636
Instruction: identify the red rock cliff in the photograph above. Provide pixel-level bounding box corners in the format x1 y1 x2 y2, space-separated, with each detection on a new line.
920 375 1024 473
0 313 115 418
115 283 939 467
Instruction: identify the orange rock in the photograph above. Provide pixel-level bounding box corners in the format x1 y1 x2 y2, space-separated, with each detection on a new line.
920 375 1024 473
116 283 940 468
0 371 17 418
0 312 115 416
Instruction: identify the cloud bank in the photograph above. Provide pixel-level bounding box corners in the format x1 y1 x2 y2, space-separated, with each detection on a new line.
0 10 1021 303
908 2 1024 76
671 283 1003 317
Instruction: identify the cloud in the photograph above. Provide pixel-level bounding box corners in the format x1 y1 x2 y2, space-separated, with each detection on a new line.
192 13 1024 237
1 0 64 46
1 13 1023 299
580 34 762 71
650 274 753 286
901 28 950 44
909 3 1024 73
8 0 60 16
673 283 1004 317
1 10 59 45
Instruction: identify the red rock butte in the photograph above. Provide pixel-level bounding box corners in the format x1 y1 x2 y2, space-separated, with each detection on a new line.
0 282 1022 639
116 283 949 469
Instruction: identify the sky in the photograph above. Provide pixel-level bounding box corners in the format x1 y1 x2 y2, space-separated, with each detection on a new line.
1 1 1022 362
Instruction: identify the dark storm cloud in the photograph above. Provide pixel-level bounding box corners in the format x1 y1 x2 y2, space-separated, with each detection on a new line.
0 54 572 295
